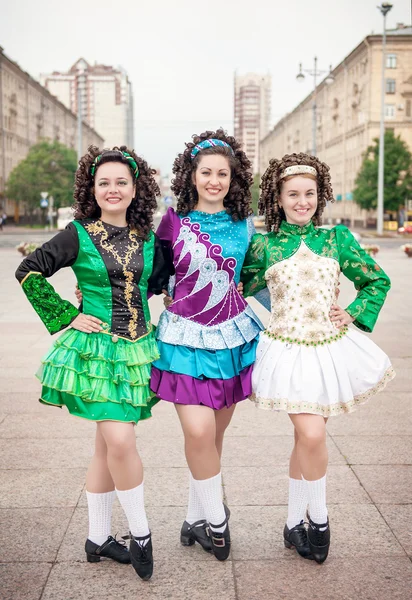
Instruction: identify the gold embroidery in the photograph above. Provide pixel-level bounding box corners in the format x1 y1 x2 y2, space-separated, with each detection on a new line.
85 220 140 339
250 366 396 416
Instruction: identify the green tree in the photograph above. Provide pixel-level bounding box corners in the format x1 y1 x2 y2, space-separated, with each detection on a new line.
251 173 261 215
353 130 412 213
6 140 77 224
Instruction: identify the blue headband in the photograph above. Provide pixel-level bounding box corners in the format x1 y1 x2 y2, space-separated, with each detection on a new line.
190 138 234 160
90 151 139 178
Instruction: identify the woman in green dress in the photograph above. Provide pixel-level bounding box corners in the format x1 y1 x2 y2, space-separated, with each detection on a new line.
16 146 171 580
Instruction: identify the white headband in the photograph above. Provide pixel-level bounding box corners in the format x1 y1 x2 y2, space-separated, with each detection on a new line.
279 165 317 180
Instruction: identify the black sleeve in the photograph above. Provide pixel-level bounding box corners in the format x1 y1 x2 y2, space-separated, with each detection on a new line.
15 222 79 282
147 233 174 295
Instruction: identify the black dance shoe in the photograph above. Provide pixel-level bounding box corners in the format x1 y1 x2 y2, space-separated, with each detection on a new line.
283 522 314 560
180 519 212 553
307 516 330 564
85 535 130 564
129 532 153 580
208 505 231 561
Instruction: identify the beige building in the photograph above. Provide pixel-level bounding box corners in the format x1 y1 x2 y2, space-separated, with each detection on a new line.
260 24 412 227
41 59 134 149
234 72 271 174
0 47 103 219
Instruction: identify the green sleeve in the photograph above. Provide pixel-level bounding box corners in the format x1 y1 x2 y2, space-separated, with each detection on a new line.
336 225 391 332
241 233 268 297
15 225 80 335
21 273 79 335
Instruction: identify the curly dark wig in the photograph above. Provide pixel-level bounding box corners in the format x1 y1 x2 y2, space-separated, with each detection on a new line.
171 129 253 221
259 153 335 232
73 145 160 239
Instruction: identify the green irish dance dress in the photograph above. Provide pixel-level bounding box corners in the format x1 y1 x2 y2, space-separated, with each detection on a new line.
16 219 171 423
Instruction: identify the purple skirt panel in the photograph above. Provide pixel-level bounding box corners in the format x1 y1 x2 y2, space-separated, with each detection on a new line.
150 365 253 410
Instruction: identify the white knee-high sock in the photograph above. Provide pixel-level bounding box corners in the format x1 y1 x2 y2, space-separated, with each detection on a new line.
116 483 150 538
86 490 116 546
186 472 205 524
193 472 226 533
286 478 308 529
304 475 328 525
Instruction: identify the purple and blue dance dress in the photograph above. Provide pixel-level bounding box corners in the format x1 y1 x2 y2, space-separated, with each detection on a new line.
150 207 263 409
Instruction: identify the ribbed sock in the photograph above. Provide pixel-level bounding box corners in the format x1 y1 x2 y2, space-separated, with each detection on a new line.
305 475 328 528
193 472 226 533
86 490 115 546
186 472 206 524
116 483 150 538
286 477 308 530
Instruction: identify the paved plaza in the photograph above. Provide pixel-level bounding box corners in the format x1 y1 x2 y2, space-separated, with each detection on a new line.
0 240 411 599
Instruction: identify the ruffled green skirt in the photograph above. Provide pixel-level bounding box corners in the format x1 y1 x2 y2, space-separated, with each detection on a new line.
36 328 160 423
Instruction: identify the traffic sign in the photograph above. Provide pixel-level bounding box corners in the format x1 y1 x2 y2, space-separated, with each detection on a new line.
40 198 48 208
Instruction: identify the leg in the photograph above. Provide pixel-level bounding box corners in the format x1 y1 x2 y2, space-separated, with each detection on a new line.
175 404 219 479
85 427 115 546
289 414 328 481
84 426 130 564
286 429 308 528
289 414 330 564
176 404 230 559
86 425 115 493
98 421 153 579
214 404 236 459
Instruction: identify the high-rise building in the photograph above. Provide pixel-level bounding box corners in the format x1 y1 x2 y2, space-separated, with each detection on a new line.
260 24 412 227
0 47 103 220
41 59 134 149
234 72 271 173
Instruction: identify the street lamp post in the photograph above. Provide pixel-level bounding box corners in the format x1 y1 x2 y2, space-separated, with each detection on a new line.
296 58 334 156
377 2 393 235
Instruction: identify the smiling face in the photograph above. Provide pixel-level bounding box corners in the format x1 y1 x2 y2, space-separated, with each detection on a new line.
193 153 231 212
94 161 136 225
279 174 318 226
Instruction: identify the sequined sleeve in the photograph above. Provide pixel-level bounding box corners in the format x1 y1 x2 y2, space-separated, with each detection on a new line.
15 224 80 335
336 225 391 332
241 233 268 297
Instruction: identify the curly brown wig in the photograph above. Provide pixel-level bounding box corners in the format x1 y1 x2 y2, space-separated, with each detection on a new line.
73 145 160 239
259 153 335 232
171 129 253 221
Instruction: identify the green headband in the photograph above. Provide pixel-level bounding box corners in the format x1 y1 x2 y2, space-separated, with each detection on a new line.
90 151 139 178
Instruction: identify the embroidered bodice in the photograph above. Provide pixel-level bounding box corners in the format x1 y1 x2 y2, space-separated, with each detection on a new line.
241 221 391 335
15 219 170 340
157 208 253 326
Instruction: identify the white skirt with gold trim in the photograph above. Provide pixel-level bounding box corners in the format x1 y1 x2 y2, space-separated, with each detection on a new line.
250 328 395 417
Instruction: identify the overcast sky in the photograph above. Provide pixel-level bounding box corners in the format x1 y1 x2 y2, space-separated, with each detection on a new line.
1 0 411 174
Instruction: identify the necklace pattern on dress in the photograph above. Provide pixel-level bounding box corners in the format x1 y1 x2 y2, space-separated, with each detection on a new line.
85 220 140 339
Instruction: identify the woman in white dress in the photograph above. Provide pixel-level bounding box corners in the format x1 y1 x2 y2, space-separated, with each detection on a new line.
241 153 395 564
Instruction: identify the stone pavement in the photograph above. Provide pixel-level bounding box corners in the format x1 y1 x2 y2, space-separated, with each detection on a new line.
0 245 411 600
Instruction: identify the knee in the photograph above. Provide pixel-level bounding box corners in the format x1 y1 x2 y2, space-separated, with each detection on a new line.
105 433 136 461
185 424 215 452
299 428 326 452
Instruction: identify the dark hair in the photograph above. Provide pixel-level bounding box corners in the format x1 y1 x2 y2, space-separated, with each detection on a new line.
259 153 335 232
171 129 253 221
73 145 160 239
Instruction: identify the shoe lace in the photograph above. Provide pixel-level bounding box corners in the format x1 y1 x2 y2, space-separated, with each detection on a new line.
109 534 127 549
308 522 328 545
291 525 307 545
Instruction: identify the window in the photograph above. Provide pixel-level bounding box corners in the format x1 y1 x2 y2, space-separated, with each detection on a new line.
386 79 396 94
384 104 395 118
386 54 397 69
406 100 411 118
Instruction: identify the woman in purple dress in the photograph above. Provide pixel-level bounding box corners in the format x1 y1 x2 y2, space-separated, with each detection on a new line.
150 130 263 560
